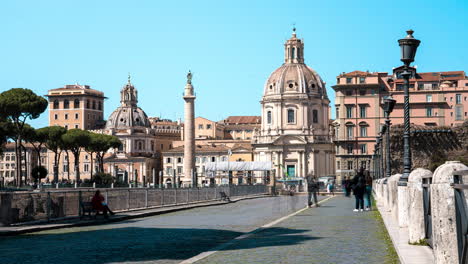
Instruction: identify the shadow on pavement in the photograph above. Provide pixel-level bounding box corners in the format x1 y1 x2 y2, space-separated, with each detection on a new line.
0 226 319 264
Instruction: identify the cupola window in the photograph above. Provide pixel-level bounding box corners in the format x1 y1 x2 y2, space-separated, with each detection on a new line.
287 109 295 124
313 110 318 123
267 111 272 124
292 47 295 59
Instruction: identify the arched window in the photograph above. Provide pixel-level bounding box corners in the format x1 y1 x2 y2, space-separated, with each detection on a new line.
92 101 96 110
138 141 143 150
267 111 272 124
292 47 296 59
74 99 80 108
287 109 295 123
98 101 102 111
313 110 319 123
63 100 69 109
53 100 59 109
86 100 90 109
297 48 300 58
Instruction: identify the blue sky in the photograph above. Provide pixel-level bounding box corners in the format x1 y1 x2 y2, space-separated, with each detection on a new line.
1 0 467 128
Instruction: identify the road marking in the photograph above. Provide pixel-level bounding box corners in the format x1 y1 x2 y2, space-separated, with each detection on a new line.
179 195 335 264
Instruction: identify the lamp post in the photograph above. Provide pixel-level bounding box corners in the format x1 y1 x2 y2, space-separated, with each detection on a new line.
383 96 396 178
373 144 379 178
397 29 420 184
378 125 386 179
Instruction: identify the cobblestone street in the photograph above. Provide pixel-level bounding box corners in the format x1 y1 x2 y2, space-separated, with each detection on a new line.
0 195 394 264
197 196 393 264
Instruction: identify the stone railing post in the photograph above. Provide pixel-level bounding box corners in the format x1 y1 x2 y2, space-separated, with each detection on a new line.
431 161 468 264
408 168 432 243
388 174 400 220
383 178 389 210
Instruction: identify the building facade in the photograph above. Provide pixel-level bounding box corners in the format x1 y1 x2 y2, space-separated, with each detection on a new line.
333 69 468 180
252 29 336 184
220 116 261 140
0 143 47 185
46 84 106 130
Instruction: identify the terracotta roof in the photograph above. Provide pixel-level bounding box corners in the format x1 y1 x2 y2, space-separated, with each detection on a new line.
339 71 377 77
164 144 230 154
222 116 261 124
393 71 467 83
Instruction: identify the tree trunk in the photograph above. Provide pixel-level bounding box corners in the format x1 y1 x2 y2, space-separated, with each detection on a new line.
65 151 70 181
90 152 94 180
53 150 61 183
14 140 21 186
22 146 28 185
74 151 80 184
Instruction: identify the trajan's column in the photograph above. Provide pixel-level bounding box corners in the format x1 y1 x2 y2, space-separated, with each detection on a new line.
183 71 196 186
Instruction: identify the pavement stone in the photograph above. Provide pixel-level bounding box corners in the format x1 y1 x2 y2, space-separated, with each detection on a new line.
196 196 393 264
0 194 324 264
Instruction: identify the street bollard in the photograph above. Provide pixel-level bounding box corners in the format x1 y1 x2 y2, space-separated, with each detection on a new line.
56 183 59 189
111 183 114 188
93 182 96 188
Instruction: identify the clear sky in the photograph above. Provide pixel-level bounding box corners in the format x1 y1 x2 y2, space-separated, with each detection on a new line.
1 0 467 128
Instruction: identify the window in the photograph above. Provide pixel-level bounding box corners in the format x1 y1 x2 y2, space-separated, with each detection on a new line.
54 114 58 120
337 161 340 169
74 124 79 129
418 83 424 90
291 47 295 59
346 105 353 118
313 110 318 123
64 114 68 120
86 100 90 108
177 167 183 174
198 124 203 129
98 101 102 110
396 84 403 91
360 126 367 137
346 78 352 84
337 78 340 84
450 97 453 102
359 90 366 96
207 124 212 129
432 83 438 89
336 107 339 119
455 106 463 120
347 144 353 154
166 167 172 175
138 141 143 150
84 164 89 172
456 94 462 104
345 90 352 96
371 89 375 95
92 101 96 109
346 126 354 139
177 157 182 163
359 77 366 84
287 109 295 123
166 158 171 163
359 105 366 118
267 111 272 124
360 144 367 154
426 94 432 102
64 100 69 109
347 161 353 170
211 157 216 162
53 100 59 109
361 161 367 169
151 141 154 151
75 113 79 119
202 157 207 163
426 107 433 117
195 157 199 163
74 99 80 108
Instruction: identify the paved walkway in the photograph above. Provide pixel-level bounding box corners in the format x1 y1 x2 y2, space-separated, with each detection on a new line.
195 196 395 264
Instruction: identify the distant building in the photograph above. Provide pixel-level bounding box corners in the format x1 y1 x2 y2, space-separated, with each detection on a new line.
0 143 47 185
46 84 106 130
333 69 468 179
192 117 225 140
252 29 336 185
220 116 261 140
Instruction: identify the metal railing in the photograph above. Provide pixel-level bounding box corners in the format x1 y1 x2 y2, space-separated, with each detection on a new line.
452 169 468 264
422 177 433 248
0 185 268 226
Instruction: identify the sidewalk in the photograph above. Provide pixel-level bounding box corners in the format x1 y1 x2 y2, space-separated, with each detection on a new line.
0 194 269 236
193 196 398 264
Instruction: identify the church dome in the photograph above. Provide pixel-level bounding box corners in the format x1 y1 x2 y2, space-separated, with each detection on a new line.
105 78 151 129
263 29 328 99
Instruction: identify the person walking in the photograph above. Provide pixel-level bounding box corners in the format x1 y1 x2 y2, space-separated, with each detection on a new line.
364 171 373 211
306 175 320 208
327 180 335 196
342 177 350 197
351 168 366 212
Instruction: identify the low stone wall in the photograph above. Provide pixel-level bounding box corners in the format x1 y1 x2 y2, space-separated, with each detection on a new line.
0 185 268 226
374 161 468 264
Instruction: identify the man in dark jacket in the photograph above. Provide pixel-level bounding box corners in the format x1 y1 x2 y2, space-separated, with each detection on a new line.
306 175 320 208
352 168 366 212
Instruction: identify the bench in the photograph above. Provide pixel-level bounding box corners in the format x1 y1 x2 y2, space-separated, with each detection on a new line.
79 201 102 219
219 191 231 202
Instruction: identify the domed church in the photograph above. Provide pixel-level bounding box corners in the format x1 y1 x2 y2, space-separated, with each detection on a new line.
101 77 158 185
252 28 335 184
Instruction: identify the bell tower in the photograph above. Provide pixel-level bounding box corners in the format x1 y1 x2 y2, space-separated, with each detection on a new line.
284 27 304 64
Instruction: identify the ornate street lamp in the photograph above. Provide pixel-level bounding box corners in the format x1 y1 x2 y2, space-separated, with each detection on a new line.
383 96 396 178
398 29 420 184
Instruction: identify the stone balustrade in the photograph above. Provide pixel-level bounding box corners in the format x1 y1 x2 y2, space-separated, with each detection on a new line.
373 161 468 264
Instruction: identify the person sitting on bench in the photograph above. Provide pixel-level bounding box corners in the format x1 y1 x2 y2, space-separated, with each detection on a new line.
91 190 115 218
